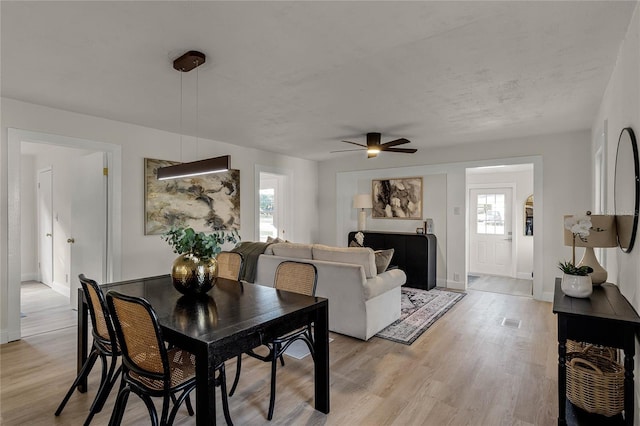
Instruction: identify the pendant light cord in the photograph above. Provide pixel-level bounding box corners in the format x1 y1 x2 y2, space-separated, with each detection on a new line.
195 58 199 160
180 69 183 163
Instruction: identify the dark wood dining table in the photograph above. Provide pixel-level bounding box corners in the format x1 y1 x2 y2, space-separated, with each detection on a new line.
76 274 330 425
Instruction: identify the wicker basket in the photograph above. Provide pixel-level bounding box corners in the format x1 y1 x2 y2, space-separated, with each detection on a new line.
566 351 624 417
566 340 620 363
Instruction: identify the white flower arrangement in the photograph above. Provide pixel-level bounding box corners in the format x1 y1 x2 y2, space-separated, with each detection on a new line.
560 215 594 276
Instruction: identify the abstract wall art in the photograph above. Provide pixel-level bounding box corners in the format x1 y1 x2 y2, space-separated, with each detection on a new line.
372 177 423 219
144 158 240 235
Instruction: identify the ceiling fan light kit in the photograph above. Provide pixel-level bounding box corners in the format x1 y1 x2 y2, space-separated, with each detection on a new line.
157 50 232 180
333 132 417 159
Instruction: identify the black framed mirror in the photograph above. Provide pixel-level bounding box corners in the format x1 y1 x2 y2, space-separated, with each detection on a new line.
614 127 640 253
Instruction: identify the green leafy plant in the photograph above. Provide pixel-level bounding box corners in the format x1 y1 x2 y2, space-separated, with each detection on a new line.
558 261 593 276
162 226 239 260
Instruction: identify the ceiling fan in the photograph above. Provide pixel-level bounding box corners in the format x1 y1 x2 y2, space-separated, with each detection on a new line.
332 132 417 158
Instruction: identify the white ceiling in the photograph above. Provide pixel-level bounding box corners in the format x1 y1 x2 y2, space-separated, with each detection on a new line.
2 1 636 161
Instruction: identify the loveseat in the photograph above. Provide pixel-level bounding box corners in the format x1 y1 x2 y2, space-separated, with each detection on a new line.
253 242 406 340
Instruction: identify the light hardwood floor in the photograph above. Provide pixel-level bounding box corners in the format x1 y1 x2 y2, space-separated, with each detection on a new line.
20 281 76 338
0 287 558 425
468 274 534 298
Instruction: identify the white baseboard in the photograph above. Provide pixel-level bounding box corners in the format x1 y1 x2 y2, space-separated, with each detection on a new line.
517 272 533 280
436 277 447 288
540 291 554 302
0 328 21 344
50 281 71 299
21 272 38 282
446 280 466 291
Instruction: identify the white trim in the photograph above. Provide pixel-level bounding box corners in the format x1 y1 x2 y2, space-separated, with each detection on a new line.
516 272 533 280
21 273 38 282
4 128 122 343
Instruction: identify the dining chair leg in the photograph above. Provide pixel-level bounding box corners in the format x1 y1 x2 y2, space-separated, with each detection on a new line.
108 386 131 426
229 355 242 396
184 394 194 416
55 349 99 416
217 363 234 426
267 350 279 421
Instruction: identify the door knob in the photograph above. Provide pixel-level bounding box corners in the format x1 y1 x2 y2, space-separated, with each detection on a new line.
67 238 75 244
46 233 52 237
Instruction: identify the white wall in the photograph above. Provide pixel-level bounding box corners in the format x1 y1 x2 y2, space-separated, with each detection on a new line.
592 4 640 421
467 169 534 279
0 98 319 342
20 155 37 281
319 130 591 299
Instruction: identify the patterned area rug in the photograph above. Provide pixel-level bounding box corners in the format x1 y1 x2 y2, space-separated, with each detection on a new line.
376 287 466 345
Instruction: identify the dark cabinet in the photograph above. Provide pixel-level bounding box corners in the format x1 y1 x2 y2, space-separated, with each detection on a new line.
348 231 437 290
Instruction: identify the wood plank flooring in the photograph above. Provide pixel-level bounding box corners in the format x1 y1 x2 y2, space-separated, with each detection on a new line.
0 287 558 425
20 281 76 338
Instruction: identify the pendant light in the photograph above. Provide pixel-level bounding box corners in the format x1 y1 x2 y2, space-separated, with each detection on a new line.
157 50 230 181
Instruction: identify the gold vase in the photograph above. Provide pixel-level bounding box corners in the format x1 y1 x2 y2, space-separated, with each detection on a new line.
171 253 218 295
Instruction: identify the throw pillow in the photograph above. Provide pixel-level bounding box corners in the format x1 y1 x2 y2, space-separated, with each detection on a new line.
267 236 286 244
349 240 363 247
374 249 394 274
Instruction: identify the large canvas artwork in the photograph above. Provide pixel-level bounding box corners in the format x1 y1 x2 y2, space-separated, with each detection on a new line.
372 177 422 219
144 158 240 235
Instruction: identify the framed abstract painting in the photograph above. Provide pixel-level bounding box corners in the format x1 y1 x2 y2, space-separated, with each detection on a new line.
144 158 240 235
372 177 423 219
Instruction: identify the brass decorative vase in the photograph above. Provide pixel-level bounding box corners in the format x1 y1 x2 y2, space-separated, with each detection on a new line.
171 253 218 295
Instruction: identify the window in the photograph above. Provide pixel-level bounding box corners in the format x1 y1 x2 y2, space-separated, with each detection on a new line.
476 193 505 235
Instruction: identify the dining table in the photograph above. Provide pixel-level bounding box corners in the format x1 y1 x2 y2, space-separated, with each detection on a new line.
76 274 330 425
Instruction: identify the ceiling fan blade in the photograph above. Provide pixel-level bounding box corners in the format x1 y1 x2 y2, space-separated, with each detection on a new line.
380 138 410 148
341 140 368 148
330 148 366 153
382 147 418 154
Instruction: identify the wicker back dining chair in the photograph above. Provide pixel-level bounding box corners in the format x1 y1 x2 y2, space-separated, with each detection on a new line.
55 274 121 425
216 251 244 280
229 260 318 420
106 291 233 426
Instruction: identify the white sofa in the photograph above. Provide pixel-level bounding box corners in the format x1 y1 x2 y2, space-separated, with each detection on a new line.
254 242 406 340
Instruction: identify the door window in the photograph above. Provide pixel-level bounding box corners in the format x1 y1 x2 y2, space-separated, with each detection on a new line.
476 193 505 235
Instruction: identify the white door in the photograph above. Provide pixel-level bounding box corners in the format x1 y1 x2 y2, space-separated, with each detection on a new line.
469 187 514 276
69 152 107 308
258 172 288 242
37 168 54 286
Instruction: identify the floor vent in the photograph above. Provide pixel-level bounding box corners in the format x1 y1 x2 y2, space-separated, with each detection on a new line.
501 317 521 329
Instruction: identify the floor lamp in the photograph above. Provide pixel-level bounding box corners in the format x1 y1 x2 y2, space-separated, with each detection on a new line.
353 194 373 231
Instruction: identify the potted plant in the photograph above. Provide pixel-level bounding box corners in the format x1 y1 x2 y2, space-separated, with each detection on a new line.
162 226 239 295
559 215 594 298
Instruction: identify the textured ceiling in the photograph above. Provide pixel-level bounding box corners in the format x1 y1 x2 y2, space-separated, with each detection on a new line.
1 1 636 161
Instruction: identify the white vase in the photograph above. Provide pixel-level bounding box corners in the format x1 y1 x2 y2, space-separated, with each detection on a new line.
561 273 592 298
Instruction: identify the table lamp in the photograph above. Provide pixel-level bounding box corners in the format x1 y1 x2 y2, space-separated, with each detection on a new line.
353 194 373 231
563 213 617 284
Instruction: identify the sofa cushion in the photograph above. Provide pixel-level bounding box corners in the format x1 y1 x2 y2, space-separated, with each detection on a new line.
374 249 394 273
269 242 313 259
312 244 377 278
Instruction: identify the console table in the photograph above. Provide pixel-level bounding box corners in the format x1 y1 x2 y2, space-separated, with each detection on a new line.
348 231 437 290
553 278 640 425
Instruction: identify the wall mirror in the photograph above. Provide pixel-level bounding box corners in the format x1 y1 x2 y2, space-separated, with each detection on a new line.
614 127 639 253
524 194 533 236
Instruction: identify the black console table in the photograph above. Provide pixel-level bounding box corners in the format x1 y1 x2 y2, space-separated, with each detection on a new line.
348 231 437 290
553 278 640 425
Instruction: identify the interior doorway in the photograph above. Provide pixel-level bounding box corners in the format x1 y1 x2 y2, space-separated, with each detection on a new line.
5 128 122 344
466 164 534 297
256 166 291 242
37 167 54 286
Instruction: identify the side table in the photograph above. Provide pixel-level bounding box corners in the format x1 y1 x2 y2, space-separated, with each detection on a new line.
553 278 640 425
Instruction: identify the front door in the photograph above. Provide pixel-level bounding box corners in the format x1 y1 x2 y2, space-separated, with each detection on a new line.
469 187 514 277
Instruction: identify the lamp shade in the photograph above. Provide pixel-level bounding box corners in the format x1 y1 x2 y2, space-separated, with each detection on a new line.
563 214 617 248
353 194 373 209
157 155 230 180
